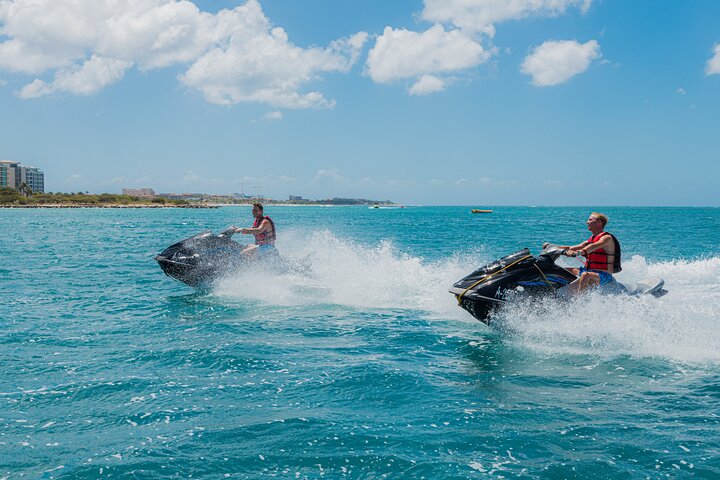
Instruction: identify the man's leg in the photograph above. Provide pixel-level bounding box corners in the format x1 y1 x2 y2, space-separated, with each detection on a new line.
566 271 600 293
577 272 600 291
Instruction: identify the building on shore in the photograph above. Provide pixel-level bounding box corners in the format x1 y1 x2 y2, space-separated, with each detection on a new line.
158 193 204 201
289 195 304 201
122 188 156 197
0 160 45 194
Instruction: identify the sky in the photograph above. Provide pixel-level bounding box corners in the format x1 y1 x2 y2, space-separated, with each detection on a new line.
0 0 719 206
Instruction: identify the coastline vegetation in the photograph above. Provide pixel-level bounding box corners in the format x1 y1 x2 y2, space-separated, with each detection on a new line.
0 188 396 208
0 188 191 207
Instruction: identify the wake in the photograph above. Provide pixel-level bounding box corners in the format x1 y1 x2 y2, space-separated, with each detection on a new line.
212 230 720 364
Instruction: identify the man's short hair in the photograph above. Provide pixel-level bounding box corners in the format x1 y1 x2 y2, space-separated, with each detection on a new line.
253 203 263 211
591 212 608 227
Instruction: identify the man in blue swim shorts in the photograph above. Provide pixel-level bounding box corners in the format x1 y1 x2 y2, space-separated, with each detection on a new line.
551 212 622 293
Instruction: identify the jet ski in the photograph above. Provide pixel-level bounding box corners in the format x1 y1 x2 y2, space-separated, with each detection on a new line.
155 229 282 288
449 244 667 324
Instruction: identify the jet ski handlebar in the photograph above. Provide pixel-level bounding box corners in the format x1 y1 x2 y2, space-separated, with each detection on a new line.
218 227 238 237
539 242 582 261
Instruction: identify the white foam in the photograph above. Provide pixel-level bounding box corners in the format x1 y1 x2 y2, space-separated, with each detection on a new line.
500 255 720 364
212 229 477 319
212 231 720 364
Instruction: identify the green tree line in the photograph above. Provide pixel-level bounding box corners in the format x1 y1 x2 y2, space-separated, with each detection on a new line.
0 188 189 206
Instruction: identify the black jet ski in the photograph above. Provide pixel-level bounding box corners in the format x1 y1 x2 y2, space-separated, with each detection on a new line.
449 244 667 324
155 229 281 288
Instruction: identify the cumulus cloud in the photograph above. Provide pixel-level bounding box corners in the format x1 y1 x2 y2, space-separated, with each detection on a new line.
521 39 601 86
706 44 720 75
409 74 446 95
313 169 346 184
365 1 592 94
18 55 132 98
0 0 367 107
366 24 489 86
422 0 593 36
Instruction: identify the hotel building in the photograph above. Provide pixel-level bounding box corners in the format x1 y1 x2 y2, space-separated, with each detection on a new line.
0 160 45 193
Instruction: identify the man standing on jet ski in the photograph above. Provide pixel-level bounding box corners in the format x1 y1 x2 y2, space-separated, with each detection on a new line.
554 212 622 293
230 203 277 257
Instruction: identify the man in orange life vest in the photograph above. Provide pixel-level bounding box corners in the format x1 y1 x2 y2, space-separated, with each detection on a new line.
554 212 622 293
231 203 277 257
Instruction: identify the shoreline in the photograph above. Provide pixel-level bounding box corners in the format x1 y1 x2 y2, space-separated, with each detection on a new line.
0 203 217 209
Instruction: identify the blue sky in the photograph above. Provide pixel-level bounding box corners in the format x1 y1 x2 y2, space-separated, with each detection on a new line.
1 0 718 205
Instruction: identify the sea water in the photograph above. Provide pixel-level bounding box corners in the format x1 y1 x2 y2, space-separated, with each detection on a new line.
1 206 719 479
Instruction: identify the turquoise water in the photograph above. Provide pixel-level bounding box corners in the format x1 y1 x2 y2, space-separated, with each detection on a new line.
2 206 719 479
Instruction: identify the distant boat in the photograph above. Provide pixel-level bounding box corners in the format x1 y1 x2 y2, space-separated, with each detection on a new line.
471 209 493 214
369 204 405 209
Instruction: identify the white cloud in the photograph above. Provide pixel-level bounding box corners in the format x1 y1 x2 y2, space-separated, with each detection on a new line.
182 170 203 184
0 0 367 107
313 169 346 184
422 0 592 36
675 87 686 95
18 55 131 98
706 44 720 75
104 176 151 186
63 173 86 186
263 111 284 121
366 24 489 86
107 176 130 185
366 1 590 94
409 74 446 95
181 26 368 108
521 39 601 86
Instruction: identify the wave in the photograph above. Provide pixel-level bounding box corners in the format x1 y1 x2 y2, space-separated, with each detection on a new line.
211 230 720 364
499 255 720 364
212 230 474 320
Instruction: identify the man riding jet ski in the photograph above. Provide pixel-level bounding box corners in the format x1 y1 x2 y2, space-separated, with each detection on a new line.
449 244 667 324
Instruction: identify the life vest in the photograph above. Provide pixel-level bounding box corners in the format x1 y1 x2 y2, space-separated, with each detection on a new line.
585 231 622 273
252 215 276 245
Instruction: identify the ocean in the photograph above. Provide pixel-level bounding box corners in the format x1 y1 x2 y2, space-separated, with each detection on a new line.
2 206 719 479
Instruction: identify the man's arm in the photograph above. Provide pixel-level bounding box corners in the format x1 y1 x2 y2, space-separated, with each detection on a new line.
240 219 271 235
558 240 589 251
579 235 612 256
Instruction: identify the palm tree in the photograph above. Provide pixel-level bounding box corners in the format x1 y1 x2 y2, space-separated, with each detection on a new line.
19 182 33 197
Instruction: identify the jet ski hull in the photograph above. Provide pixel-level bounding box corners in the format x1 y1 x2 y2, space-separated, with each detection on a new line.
155 231 249 288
